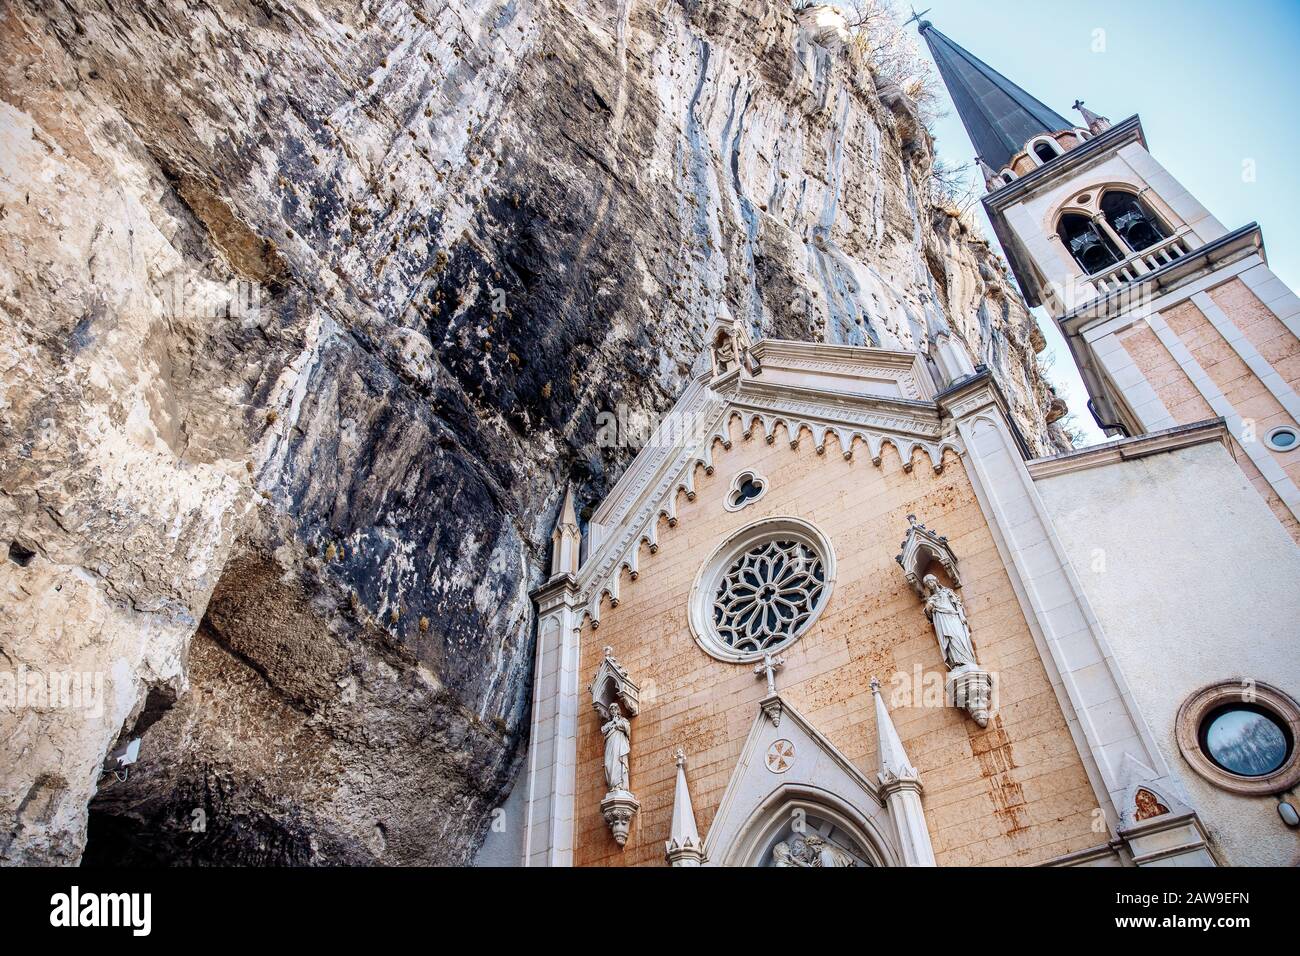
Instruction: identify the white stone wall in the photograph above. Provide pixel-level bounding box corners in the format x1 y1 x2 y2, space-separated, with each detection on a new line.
1036 440 1300 866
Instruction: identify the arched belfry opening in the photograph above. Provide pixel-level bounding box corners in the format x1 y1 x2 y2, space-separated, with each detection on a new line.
1058 213 1124 274
1100 190 1168 252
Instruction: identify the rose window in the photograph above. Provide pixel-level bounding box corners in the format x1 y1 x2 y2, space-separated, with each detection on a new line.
712 539 826 654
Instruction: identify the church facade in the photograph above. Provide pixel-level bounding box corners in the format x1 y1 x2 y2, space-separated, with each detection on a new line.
510 22 1300 867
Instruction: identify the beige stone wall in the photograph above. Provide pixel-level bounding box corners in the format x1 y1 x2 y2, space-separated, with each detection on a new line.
572 415 1102 867
1115 279 1300 543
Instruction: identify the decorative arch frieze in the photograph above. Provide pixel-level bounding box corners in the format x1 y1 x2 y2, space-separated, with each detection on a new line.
572 347 966 632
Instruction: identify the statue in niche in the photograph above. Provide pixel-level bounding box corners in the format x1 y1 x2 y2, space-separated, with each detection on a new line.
805 834 856 867
597 701 632 793
711 319 762 378
922 574 977 670
771 841 808 867
713 331 738 375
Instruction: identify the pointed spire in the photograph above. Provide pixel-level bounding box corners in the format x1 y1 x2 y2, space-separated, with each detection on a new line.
976 156 1002 192
1072 99 1111 135
871 677 919 788
549 485 581 577
918 22 1072 171
664 748 704 866
870 678 936 866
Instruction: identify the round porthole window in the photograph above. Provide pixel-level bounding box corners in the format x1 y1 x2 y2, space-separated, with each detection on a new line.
1265 426 1298 452
1176 682 1300 796
1199 705 1292 777
688 517 836 663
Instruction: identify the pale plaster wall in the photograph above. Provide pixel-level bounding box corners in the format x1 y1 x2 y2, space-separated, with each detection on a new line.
1036 440 1300 866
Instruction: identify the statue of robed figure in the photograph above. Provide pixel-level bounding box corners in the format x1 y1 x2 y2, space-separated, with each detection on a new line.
922 573 978 670
597 701 631 793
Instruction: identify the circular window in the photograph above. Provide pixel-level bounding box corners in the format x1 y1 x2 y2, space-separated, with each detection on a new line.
1199 705 1292 777
1265 426 1298 452
1176 682 1300 795
688 517 835 663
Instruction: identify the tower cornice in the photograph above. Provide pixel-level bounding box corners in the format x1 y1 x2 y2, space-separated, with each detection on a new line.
1058 223 1265 337
983 115 1147 212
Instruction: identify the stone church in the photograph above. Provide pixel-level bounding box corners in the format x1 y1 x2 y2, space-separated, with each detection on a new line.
506 21 1300 867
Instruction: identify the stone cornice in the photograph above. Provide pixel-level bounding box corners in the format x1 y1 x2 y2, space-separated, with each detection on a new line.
1026 419 1230 480
751 338 921 367
984 116 1146 212
1039 841 1125 867
1060 225 1265 338
728 378 945 438
530 572 579 609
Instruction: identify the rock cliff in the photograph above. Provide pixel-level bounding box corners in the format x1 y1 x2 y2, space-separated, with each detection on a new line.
0 0 1065 865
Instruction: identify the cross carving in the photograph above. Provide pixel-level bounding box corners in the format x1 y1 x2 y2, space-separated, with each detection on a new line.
754 653 786 696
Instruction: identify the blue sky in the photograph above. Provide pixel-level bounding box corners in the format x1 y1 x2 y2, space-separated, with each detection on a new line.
893 0 1300 444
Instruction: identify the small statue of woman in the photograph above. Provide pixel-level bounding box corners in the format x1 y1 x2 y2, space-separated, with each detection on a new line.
923 573 978 670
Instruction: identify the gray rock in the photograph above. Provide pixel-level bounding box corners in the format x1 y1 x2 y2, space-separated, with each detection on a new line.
0 0 1065 865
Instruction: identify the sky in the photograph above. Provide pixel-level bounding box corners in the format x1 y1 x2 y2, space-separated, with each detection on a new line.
882 0 1300 444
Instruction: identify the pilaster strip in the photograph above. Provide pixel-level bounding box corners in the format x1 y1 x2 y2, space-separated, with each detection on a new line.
1146 311 1300 519
1090 332 1176 432
948 387 1178 831
1190 291 1300 423
1238 263 1300 340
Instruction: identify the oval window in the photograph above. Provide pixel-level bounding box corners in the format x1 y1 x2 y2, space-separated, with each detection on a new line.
1266 426 1298 451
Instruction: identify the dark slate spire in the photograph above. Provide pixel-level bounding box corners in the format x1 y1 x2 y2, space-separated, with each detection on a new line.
918 21 1072 171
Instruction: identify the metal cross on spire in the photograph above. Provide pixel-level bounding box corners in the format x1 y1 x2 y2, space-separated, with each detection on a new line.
904 7 932 29
754 653 786 696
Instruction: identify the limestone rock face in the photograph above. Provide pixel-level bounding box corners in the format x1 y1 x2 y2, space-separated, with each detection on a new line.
0 0 1065 865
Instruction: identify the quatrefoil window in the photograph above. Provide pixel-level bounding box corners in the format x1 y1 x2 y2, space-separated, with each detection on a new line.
724 469 768 512
689 518 836 663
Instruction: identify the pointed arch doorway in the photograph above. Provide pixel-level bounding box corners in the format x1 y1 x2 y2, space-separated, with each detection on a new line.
726 789 889 867
701 698 907 867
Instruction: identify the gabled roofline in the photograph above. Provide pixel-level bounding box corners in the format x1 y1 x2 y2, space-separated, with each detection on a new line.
701 696 900 866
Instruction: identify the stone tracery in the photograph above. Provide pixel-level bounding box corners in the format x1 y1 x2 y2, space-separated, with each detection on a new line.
713 540 826 655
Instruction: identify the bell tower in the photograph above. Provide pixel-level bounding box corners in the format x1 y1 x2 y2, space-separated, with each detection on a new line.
920 20 1300 541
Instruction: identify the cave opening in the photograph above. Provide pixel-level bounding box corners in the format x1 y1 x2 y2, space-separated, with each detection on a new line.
8 540 36 566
